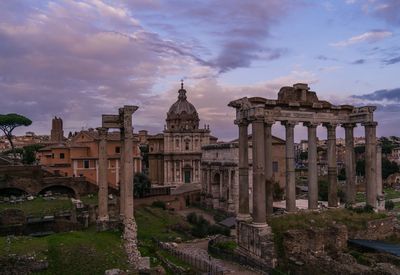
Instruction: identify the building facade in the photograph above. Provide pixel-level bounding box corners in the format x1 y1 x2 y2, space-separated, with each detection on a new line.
148 83 216 186
201 135 286 213
38 129 142 188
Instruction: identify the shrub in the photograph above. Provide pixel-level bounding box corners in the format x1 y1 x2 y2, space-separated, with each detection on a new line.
214 241 237 251
385 200 395 211
186 212 198 224
273 182 284 201
151 200 166 210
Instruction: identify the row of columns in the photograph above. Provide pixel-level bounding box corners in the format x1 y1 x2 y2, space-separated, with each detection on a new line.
237 118 379 221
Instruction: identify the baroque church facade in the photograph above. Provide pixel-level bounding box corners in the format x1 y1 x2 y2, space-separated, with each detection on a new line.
148 83 217 186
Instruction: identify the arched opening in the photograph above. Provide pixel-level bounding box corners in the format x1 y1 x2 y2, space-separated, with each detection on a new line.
213 173 220 184
39 185 76 197
0 188 28 197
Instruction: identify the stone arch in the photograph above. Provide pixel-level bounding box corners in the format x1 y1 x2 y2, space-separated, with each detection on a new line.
0 187 28 197
39 185 76 197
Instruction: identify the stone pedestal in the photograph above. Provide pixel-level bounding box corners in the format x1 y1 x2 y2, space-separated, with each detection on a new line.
237 221 276 268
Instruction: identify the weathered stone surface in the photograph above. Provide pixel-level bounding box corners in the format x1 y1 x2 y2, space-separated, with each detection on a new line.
0 209 25 226
283 224 348 256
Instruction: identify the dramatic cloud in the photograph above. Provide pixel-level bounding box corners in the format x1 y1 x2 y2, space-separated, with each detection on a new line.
331 30 392 47
352 88 400 103
363 0 400 26
351 88 400 137
124 0 299 73
0 0 302 138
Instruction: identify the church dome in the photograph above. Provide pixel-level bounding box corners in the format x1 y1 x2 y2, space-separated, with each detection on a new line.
166 82 199 131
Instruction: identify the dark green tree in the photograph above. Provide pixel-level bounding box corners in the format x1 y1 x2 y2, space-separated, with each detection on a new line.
338 167 346 181
22 144 44 164
0 114 32 160
299 151 308 160
356 159 365 176
133 172 151 198
382 158 399 179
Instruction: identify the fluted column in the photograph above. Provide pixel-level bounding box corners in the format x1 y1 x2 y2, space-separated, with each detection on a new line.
363 121 378 208
252 118 266 224
324 123 338 207
119 127 125 219
282 121 296 212
264 121 274 217
343 123 356 204
97 127 109 221
305 122 318 209
237 120 251 221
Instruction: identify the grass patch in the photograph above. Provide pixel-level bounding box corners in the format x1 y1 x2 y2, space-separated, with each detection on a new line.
135 206 191 242
0 197 72 216
0 228 128 275
383 188 400 200
356 192 366 203
80 194 98 206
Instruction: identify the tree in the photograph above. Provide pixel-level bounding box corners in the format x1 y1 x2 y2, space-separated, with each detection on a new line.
0 114 32 160
356 159 365 176
22 144 44 164
133 172 151 198
382 158 399 179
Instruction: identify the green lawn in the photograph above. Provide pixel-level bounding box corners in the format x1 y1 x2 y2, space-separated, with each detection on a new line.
0 197 73 216
0 228 128 275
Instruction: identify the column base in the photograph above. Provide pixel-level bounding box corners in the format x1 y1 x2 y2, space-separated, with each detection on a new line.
96 219 119 232
237 221 276 268
236 213 252 223
377 195 385 211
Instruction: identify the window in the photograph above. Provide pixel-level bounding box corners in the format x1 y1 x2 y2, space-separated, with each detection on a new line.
115 146 120 153
185 141 189 150
273 161 278 173
176 139 179 148
83 160 90 169
60 153 65 159
51 153 54 159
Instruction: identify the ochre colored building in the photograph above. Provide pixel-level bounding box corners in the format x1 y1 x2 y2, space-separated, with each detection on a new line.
38 129 142 188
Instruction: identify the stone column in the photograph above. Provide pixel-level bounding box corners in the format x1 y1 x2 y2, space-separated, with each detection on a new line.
305 122 318 209
119 127 125 219
325 123 338 207
219 169 223 205
363 122 378 208
122 106 137 221
237 120 251 221
252 118 266 224
377 144 384 210
97 127 109 222
264 121 274 217
343 123 356 204
282 121 296 212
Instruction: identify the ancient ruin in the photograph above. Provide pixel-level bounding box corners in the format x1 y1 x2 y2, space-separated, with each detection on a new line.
97 105 144 268
228 83 382 266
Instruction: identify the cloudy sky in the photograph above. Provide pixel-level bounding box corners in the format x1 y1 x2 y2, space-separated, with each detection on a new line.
1 0 400 141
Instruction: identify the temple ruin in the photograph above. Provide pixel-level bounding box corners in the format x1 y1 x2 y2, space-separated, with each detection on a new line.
228 83 382 266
